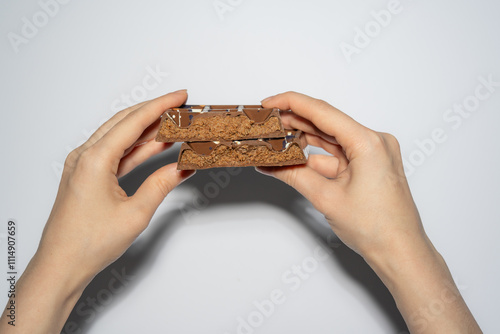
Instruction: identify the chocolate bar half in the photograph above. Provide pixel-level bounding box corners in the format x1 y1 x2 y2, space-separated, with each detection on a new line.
156 105 285 142
177 130 307 170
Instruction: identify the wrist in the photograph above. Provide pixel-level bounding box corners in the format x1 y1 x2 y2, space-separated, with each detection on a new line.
31 246 94 301
362 233 480 333
363 232 443 291
0 251 90 334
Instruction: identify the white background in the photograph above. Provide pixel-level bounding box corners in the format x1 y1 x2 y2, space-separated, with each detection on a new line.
1 0 499 333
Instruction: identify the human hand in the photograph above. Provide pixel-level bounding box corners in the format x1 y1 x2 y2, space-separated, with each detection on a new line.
39 89 195 283
0 90 195 334
258 92 481 333
259 91 422 259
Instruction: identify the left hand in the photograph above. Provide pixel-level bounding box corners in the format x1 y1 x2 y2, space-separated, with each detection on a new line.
38 89 194 284
0 90 195 334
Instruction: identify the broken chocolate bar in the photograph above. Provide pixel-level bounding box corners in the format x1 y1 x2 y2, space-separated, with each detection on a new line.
177 130 308 170
155 105 285 142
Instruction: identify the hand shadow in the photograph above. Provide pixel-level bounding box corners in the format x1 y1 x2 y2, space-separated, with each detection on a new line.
63 149 408 333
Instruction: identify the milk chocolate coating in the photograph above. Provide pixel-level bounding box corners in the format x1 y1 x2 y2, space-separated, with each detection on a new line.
183 130 304 155
156 105 285 142
164 105 277 128
177 130 308 170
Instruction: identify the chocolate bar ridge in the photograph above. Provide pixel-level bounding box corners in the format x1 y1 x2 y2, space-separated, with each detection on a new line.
177 130 307 170
155 105 285 142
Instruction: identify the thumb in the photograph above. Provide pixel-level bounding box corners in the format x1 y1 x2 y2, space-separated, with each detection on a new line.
132 163 195 217
256 165 334 211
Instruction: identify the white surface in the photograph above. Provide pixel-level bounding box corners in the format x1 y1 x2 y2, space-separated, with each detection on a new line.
1 0 499 333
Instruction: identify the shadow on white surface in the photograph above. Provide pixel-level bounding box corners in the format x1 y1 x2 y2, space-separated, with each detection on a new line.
64 149 408 333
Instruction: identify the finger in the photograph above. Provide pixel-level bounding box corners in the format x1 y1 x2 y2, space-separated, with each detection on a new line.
305 133 349 172
262 92 370 158
134 117 162 145
306 154 342 179
76 101 149 155
117 141 174 178
132 163 195 218
256 164 337 212
122 116 164 157
305 133 344 156
95 90 188 168
280 112 338 145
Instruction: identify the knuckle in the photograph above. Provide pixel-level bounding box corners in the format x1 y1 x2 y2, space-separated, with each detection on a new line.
380 132 400 150
73 146 107 175
89 128 105 143
85 128 109 148
313 98 331 110
283 168 299 188
379 133 403 162
364 131 399 154
155 177 173 198
357 130 385 153
373 132 406 174
67 150 94 186
78 147 96 166
64 149 80 169
95 126 112 140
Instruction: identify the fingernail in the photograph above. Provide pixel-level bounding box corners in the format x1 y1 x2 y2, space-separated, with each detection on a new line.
261 96 274 104
173 89 188 93
178 169 196 182
254 166 274 177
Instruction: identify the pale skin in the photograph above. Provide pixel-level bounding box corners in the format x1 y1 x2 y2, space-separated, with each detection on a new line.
0 90 481 333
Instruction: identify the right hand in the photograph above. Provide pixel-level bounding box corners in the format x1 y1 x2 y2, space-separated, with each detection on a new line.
258 92 426 261
258 92 482 334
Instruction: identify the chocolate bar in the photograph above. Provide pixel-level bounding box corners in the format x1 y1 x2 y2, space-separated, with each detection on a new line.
155 105 285 142
177 130 307 170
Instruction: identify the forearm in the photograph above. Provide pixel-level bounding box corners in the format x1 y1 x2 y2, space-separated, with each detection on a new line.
0 253 89 333
366 235 481 334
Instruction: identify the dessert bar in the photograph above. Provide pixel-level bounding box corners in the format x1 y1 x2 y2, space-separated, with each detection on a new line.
177 130 307 170
156 105 285 142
